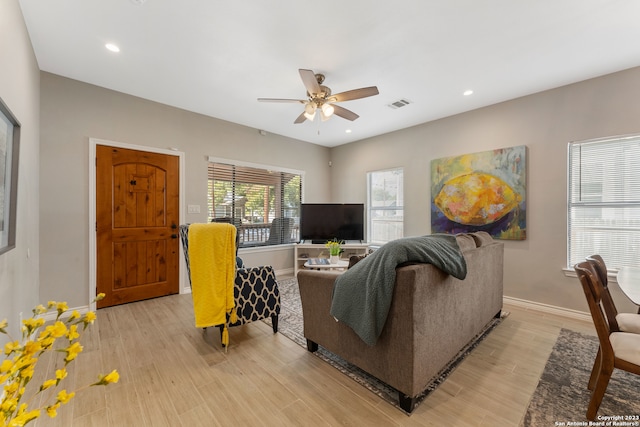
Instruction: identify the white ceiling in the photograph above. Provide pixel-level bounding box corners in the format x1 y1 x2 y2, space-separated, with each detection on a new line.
18 0 640 147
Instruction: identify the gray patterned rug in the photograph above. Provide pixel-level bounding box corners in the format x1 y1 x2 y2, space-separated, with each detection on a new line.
268 277 506 414
522 328 640 426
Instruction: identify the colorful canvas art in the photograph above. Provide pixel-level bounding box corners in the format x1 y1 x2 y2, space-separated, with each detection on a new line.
431 145 526 240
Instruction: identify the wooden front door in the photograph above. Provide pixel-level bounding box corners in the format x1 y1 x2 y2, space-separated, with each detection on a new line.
96 145 180 308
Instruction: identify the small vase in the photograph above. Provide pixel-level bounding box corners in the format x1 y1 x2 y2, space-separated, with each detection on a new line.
330 255 340 264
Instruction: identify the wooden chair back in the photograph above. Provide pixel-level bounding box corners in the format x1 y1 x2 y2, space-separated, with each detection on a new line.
575 261 613 353
586 255 620 331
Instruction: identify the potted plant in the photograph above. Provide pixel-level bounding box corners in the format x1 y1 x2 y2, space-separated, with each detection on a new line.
325 238 344 264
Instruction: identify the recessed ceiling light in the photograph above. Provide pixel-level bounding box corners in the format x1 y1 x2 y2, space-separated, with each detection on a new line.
463 90 474 96
105 43 120 53
345 129 352 134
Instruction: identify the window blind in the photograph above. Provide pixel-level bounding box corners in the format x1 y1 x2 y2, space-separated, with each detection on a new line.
568 134 640 270
207 160 302 247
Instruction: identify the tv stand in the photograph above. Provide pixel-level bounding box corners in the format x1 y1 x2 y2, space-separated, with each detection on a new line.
294 242 370 276
303 239 364 245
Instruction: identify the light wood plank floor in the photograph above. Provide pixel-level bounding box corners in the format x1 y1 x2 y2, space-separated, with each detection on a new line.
29 289 595 427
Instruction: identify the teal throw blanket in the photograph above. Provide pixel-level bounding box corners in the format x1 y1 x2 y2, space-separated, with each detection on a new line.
330 234 467 346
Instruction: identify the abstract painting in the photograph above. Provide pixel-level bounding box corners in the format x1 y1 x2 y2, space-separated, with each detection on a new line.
431 145 526 240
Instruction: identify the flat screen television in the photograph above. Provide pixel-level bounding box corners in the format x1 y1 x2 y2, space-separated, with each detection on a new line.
300 203 364 243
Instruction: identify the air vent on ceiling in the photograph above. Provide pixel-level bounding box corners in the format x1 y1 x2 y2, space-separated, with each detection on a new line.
388 99 412 109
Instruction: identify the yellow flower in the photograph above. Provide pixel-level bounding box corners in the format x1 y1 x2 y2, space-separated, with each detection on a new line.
40 379 57 391
4 340 20 355
1 396 17 412
83 311 97 325
45 402 60 418
4 380 20 396
11 407 40 425
94 369 120 386
325 238 344 256
1 358 13 373
45 321 68 339
38 336 55 350
55 368 67 381
95 293 106 301
56 390 75 404
21 365 35 382
23 340 42 356
56 302 69 314
32 304 47 315
21 317 45 334
1 300 117 426
67 324 79 341
105 370 119 384
64 342 83 363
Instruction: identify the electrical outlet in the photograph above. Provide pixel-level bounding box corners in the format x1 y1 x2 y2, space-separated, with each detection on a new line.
187 205 200 214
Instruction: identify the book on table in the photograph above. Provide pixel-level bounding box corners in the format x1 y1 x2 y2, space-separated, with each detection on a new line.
307 258 330 265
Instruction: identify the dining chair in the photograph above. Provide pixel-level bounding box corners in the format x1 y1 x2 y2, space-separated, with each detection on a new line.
586 255 640 333
574 261 640 420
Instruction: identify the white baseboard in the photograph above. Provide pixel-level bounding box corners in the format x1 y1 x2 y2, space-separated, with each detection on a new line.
275 268 294 278
503 296 592 323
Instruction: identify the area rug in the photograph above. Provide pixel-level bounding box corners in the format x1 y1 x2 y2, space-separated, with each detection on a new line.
522 329 640 426
269 277 507 414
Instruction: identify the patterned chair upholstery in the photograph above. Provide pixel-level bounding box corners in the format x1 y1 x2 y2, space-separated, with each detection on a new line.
179 225 280 341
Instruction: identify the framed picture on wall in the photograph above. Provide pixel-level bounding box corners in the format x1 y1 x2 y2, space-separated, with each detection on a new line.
431 145 527 240
0 96 20 255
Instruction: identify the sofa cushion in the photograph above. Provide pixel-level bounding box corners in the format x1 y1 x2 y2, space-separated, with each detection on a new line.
455 233 477 252
470 231 494 247
348 254 368 269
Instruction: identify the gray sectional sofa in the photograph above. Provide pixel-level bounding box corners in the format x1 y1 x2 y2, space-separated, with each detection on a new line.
296 232 504 413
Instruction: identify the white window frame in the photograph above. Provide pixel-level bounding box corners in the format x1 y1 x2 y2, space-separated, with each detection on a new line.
567 134 640 275
367 167 404 245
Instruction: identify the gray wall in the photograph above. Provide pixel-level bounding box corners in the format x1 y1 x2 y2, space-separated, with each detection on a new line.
330 66 640 313
10 0 640 316
0 0 41 340
39 72 331 307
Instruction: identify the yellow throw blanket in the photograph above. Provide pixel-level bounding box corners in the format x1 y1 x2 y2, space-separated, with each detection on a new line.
188 223 237 338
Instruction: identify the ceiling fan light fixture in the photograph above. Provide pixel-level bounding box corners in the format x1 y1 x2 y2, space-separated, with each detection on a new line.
304 102 316 121
304 102 315 115
321 103 334 117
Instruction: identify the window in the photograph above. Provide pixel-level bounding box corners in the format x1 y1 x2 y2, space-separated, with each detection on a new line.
568 135 640 270
208 158 302 247
367 168 404 244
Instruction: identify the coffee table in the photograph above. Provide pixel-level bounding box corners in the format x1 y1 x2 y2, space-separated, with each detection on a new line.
303 259 349 271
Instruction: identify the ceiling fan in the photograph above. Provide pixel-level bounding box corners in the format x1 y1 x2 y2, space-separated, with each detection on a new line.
258 69 379 124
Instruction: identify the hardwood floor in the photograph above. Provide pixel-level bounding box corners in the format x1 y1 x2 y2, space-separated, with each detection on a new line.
30 288 595 427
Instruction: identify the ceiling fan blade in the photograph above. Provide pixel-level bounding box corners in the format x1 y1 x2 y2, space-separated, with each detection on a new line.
330 86 379 103
294 111 307 124
258 98 305 103
332 104 359 121
299 69 321 96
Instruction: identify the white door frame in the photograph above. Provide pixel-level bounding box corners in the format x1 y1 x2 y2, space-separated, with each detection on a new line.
88 138 186 311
